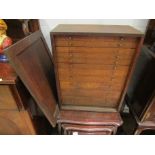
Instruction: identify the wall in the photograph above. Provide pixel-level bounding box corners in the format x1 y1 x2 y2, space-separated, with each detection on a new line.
39 19 149 52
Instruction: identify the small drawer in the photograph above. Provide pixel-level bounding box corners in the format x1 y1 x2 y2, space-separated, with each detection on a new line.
58 72 127 83
58 64 129 77
54 36 138 48
0 85 18 110
61 88 122 99
56 47 135 58
71 131 112 135
61 124 115 135
61 95 119 108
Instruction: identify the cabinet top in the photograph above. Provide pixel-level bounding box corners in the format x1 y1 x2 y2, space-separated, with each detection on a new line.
0 63 17 84
51 24 144 37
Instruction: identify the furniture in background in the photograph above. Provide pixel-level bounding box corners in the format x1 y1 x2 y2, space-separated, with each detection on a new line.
126 46 155 134
5 25 143 135
0 63 37 134
125 19 155 135
0 19 53 135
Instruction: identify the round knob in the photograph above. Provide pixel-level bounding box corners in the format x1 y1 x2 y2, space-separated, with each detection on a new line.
69 53 73 57
69 42 73 46
69 36 72 40
120 37 124 41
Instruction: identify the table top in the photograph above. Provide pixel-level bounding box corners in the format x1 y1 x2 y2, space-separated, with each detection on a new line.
51 24 144 37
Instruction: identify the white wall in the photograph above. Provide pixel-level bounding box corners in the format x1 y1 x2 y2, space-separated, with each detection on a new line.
39 19 149 52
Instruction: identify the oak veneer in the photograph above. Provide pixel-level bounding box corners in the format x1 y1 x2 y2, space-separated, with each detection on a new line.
51 24 144 112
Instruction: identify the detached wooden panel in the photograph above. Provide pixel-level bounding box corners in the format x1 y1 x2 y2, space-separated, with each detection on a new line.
51 24 144 112
5 31 59 127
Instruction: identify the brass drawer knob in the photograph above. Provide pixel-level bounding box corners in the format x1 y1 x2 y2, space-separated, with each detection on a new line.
69 42 73 46
69 53 73 57
113 66 117 70
70 64 73 68
116 55 119 59
120 37 124 41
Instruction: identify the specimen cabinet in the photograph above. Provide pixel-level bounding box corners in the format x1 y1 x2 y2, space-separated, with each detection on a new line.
4 24 144 134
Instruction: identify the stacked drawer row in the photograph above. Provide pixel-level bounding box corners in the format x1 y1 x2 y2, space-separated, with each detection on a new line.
53 35 138 110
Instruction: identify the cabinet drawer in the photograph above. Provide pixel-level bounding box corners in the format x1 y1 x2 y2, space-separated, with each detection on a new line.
62 124 115 135
61 95 120 107
56 47 136 56
58 73 127 83
56 47 135 59
56 56 133 65
72 131 111 135
61 89 122 98
0 85 18 110
55 36 138 48
58 65 129 77
59 81 124 90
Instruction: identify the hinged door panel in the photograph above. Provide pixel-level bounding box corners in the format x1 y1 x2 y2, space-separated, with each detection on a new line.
4 31 59 127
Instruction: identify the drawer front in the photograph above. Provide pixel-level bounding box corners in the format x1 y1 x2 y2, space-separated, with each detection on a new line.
57 64 129 77
59 81 124 90
62 124 115 135
56 55 133 65
73 131 111 135
61 96 119 108
56 47 136 54
61 89 121 98
56 47 136 65
58 73 127 83
56 47 135 64
61 90 122 107
55 36 138 48
0 85 18 110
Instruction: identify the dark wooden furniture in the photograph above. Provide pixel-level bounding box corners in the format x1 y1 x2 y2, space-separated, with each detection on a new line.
5 24 144 135
51 24 143 134
0 63 36 134
0 19 51 135
58 110 122 135
126 45 155 134
125 20 155 135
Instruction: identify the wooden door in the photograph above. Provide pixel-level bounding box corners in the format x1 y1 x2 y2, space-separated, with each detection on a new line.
4 31 59 127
